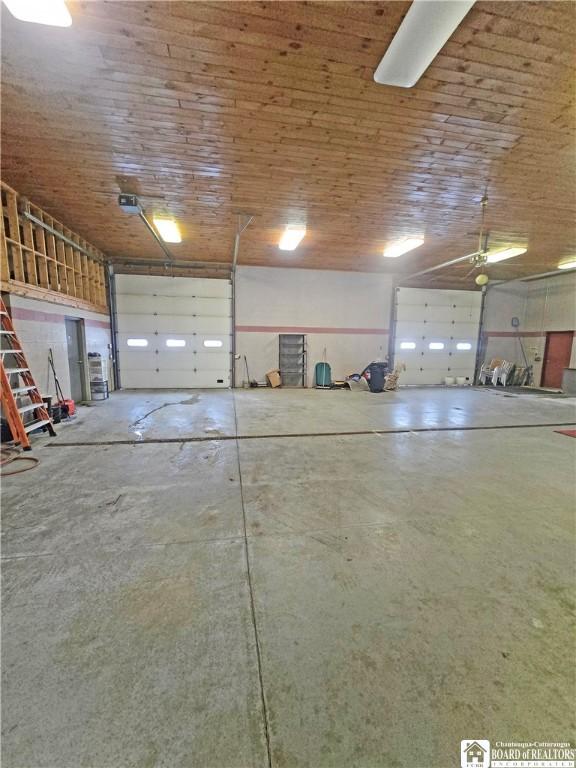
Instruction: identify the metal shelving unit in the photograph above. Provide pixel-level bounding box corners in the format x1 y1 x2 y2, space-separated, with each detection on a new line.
279 333 306 387
88 354 110 400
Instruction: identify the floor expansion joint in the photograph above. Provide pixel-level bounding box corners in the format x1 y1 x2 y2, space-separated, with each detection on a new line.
46 421 576 448
232 392 274 768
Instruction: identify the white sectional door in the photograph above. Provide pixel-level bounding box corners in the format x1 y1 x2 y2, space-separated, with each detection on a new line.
115 275 231 388
394 287 482 385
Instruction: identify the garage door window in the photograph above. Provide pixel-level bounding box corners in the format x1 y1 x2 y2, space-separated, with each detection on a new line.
429 342 444 350
457 342 472 350
166 339 186 348
400 342 416 350
203 340 223 348
127 338 148 347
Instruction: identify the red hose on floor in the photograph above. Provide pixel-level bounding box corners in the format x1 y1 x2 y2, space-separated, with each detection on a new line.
1 447 39 476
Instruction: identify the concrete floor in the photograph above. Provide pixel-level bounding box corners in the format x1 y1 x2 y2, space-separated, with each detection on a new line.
2 387 575 768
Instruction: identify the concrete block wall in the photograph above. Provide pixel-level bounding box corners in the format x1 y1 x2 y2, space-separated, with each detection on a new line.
482 271 576 384
235 267 394 386
7 294 112 401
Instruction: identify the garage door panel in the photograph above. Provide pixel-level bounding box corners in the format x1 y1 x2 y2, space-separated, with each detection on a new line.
116 295 229 317
157 353 203 370
423 306 478 323
397 305 424 322
115 275 231 389
421 326 455 339
153 351 230 369
118 349 159 368
450 352 477 366
181 318 230 335
396 315 478 336
401 368 434 385
397 307 478 325
121 370 229 389
116 275 231 299
394 288 481 385
120 349 231 370
116 295 230 316
121 358 223 373
117 316 231 335
146 296 229 316
194 351 230 368
395 322 429 338
402 290 479 308
424 352 451 369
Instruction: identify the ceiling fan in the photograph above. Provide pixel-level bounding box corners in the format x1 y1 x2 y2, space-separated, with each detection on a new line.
460 192 527 284
375 2 529 285
462 191 491 285
403 190 528 285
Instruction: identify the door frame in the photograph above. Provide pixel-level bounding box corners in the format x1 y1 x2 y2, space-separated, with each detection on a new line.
540 330 574 388
65 316 89 402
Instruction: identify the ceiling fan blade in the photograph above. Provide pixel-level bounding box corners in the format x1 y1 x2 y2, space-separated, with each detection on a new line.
374 0 476 88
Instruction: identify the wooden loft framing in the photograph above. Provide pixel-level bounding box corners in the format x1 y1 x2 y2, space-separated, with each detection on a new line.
0 181 108 313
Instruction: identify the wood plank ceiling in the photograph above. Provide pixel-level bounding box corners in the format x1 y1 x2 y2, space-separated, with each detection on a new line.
1 0 575 287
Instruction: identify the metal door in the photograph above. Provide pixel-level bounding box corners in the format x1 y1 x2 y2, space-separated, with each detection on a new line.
541 331 573 388
65 317 85 402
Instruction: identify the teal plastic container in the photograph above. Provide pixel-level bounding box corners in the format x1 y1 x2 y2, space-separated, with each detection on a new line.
315 362 331 387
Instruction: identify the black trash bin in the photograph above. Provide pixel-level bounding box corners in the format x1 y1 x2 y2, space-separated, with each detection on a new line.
362 361 389 393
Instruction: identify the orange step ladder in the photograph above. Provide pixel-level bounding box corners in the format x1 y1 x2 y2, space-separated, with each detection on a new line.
0 296 56 450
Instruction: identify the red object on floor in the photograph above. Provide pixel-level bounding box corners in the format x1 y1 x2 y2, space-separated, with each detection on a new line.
554 429 576 438
58 398 75 416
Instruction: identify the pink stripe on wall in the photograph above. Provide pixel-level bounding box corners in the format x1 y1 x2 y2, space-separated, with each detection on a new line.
236 325 388 335
12 307 65 324
484 330 575 337
11 306 110 329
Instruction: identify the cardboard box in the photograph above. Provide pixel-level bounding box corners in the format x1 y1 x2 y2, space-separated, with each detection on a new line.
266 369 282 388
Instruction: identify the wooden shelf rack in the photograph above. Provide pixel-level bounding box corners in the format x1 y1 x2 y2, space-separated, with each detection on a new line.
0 181 108 313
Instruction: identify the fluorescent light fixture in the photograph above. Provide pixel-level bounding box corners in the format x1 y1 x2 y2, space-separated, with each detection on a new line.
429 342 444 350
127 338 148 347
152 216 181 243
374 0 475 88
203 340 223 348
558 258 576 270
384 238 424 258
486 247 526 264
279 224 306 251
2 0 72 26
166 339 186 348
457 342 472 351
400 342 416 350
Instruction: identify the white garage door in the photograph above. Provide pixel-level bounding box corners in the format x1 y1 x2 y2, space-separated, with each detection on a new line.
115 275 231 388
394 287 482 385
